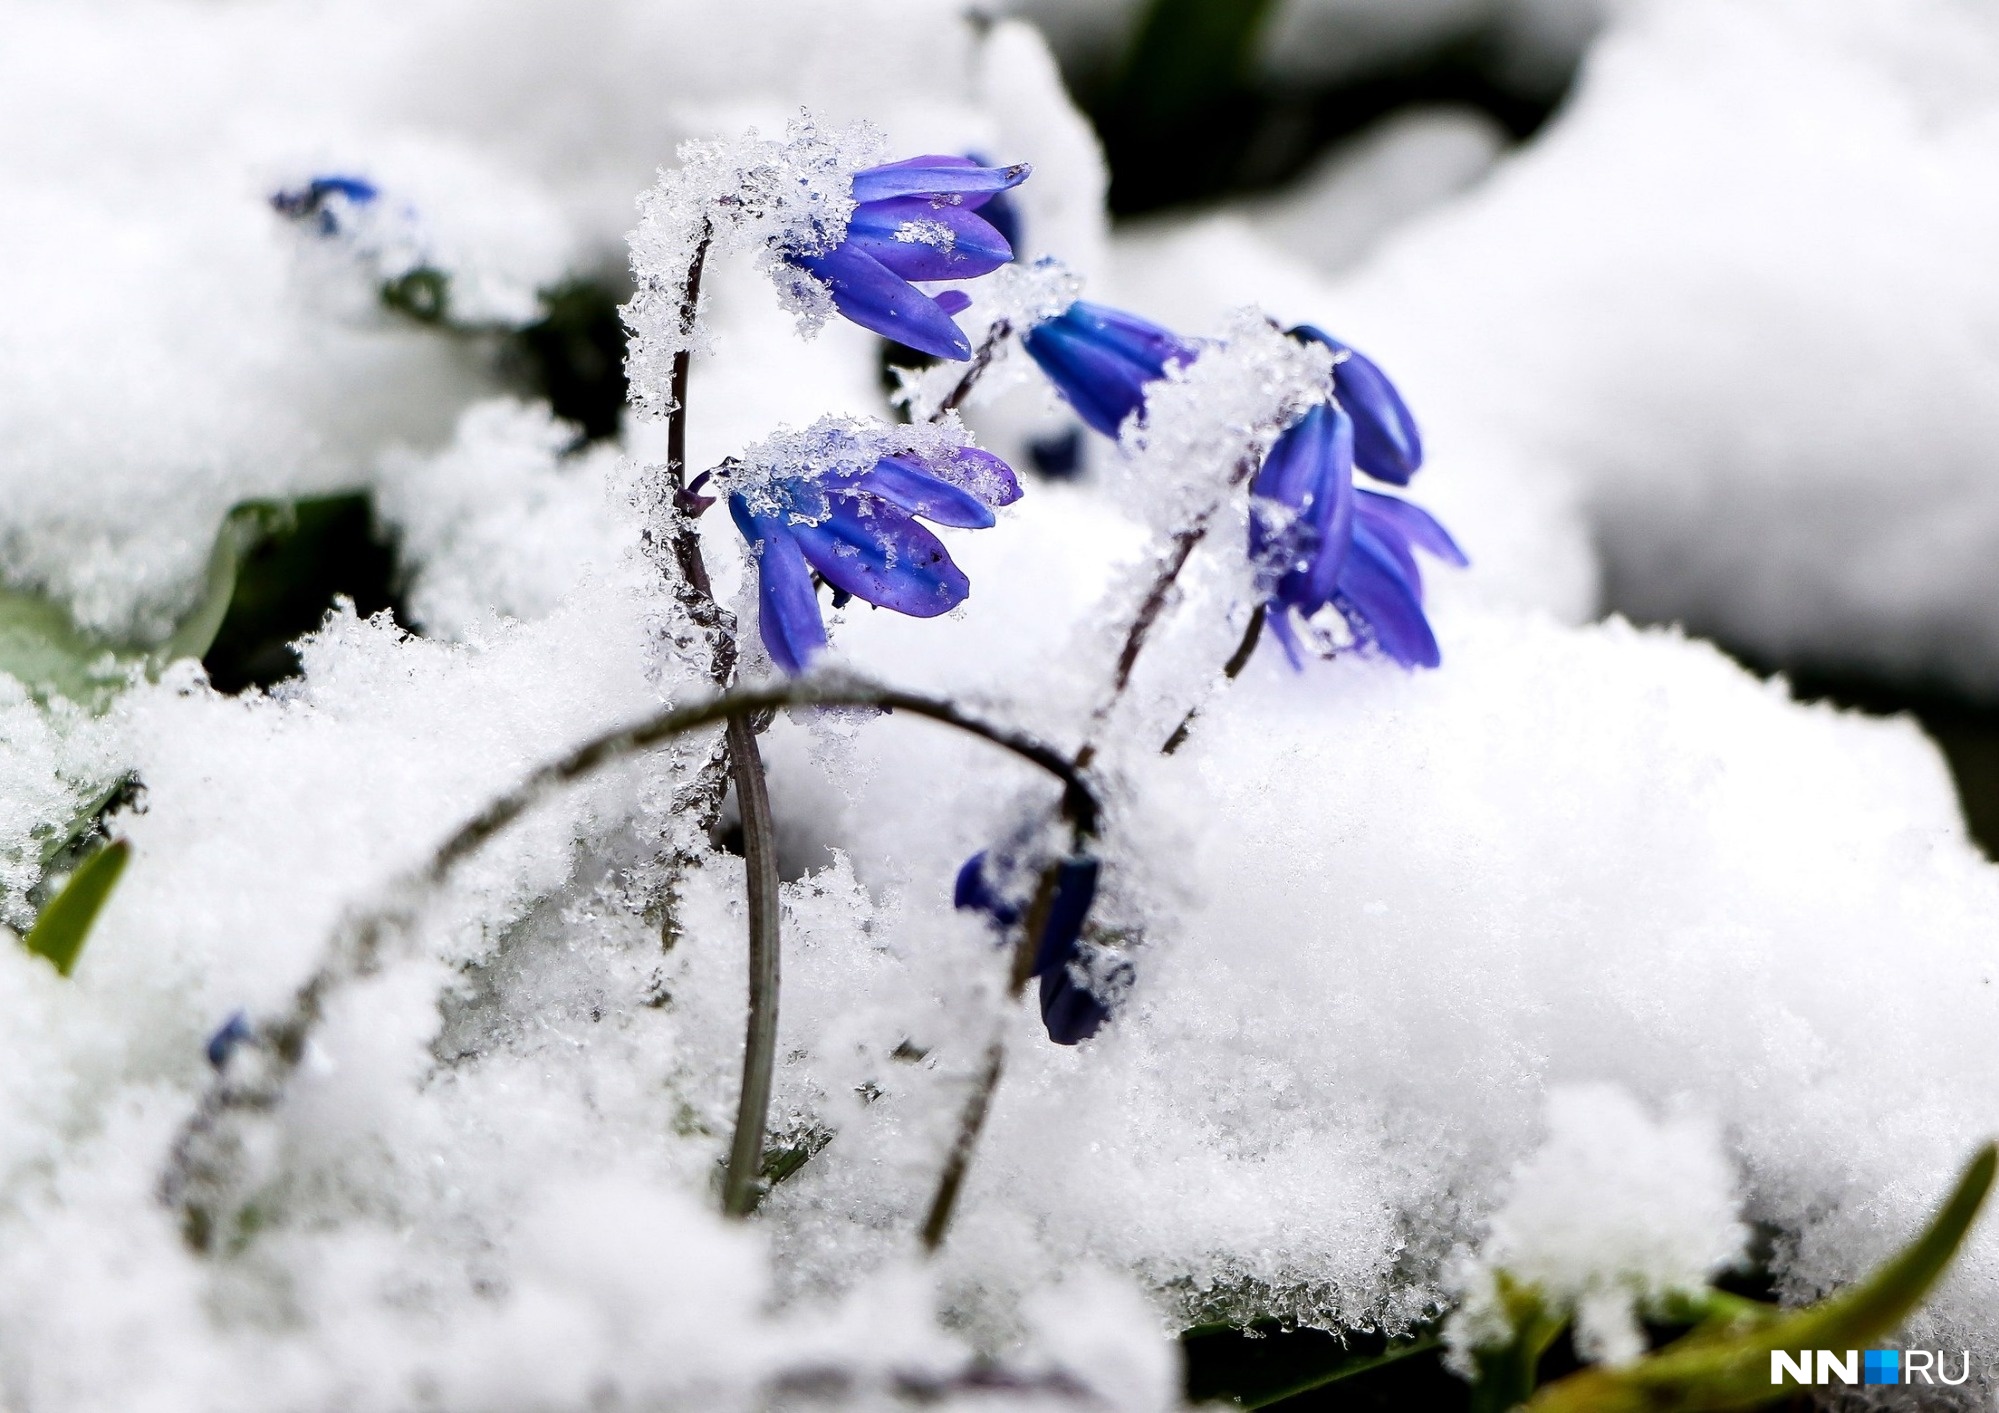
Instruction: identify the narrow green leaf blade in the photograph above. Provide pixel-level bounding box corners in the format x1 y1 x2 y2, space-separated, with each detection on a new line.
0 587 144 706
23 839 131 978
158 501 297 668
1526 1142 1997 1413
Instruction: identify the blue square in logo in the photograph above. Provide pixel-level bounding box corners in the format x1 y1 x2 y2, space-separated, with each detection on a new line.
1864 1349 1900 1385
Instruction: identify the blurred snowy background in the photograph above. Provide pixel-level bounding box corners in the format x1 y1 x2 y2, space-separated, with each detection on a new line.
4 0 1999 1409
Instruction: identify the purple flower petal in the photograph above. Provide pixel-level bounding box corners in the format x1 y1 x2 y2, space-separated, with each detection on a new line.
848 198 1013 281
205 1010 253 1070
1357 510 1425 599
1356 489 1468 567
1023 301 1195 439
927 446 1022 508
730 496 828 674
954 850 1021 926
1265 608 1308 670
1338 524 1441 669
932 289 973 316
1040 967 1111 1045
1293 325 1423 484
1027 856 1099 981
1251 403 1352 586
859 455 998 529
794 244 972 361
791 493 970 617
1297 406 1357 611
851 156 1031 207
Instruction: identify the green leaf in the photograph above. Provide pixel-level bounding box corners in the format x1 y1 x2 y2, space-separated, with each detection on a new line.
0 500 294 708
194 494 399 694
381 267 451 325
157 500 298 669
0 587 145 707
1468 1276 1567 1413
1112 0 1280 127
1523 1143 1997 1413
1243 1335 1443 1409
23 839 130 978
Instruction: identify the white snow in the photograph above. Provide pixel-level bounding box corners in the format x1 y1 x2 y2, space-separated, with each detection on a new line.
4 0 1999 1408
1446 1085 1747 1368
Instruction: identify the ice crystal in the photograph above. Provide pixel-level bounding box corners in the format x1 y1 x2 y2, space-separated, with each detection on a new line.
625 114 888 419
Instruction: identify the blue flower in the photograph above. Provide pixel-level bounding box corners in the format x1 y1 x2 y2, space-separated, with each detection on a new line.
270 175 380 236
727 442 1022 674
205 1009 252 1070
955 850 1117 1045
1250 331 1466 669
965 151 1023 253
1022 301 1197 439
792 156 1029 362
1292 325 1423 484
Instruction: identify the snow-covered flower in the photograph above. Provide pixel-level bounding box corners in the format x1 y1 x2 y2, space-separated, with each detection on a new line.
722 423 1022 674
1250 329 1466 669
794 155 1030 361
1022 301 1197 439
269 174 381 235
955 850 1114 1045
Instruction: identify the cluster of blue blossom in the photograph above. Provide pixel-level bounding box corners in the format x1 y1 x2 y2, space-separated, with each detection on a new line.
1024 306 1467 669
281 149 1462 1047
791 155 1028 362
722 441 1022 676
701 151 1466 1044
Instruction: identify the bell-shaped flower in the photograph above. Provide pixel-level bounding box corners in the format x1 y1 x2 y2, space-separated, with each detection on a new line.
1250 333 1465 669
955 850 1115 1045
1291 324 1424 484
725 433 1022 674
791 155 1029 362
1021 301 1197 439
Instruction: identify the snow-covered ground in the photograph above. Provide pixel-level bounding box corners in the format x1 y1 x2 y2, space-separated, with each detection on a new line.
3 0 1999 1408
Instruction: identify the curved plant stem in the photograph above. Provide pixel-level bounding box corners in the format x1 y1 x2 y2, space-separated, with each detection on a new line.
665 226 710 495
1072 450 1261 772
1160 604 1264 756
720 711 781 1215
918 835 1068 1252
920 1036 1005 1251
652 223 788 1216
919 447 1267 1253
160 681 1095 1249
927 319 1010 423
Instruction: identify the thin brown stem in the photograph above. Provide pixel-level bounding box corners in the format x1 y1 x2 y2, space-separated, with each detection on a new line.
927 319 1010 423
921 1037 1005 1251
665 224 711 495
721 711 781 1215
1071 451 1258 772
160 682 1095 1249
654 221 785 1217
1160 604 1265 756
918 860 1059 1253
